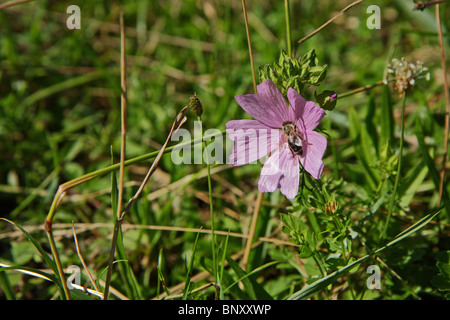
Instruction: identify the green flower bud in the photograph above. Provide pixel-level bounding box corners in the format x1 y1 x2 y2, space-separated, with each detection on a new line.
188 94 203 117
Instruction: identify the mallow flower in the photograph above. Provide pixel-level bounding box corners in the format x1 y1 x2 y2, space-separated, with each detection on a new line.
226 79 327 199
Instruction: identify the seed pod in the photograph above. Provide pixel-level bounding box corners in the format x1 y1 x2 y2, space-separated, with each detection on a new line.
189 94 203 117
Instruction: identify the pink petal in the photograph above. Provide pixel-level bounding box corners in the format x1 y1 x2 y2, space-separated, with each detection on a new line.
287 87 307 124
279 152 300 199
235 79 289 128
258 144 300 199
287 88 325 132
300 131 327 179
226 119 271 131
226 120 280 166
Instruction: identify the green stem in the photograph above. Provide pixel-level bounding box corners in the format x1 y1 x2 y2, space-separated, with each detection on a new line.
102 218 123 300
46 230 71 299
242 0 257 94
380 93 407 245
338 79 395 100
340 237 356 299
207 163 217 283
199 116 218 285
284 0 292 57
312 252 325 278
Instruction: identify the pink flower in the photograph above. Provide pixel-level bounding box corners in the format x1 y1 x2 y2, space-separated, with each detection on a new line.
226 79 327 199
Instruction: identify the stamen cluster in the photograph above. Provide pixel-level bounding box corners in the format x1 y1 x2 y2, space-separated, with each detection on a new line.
388 57 429 95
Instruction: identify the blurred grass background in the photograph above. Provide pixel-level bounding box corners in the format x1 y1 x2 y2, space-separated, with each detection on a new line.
0 0 449 299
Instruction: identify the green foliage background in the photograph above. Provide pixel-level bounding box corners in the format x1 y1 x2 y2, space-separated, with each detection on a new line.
0 0 449 300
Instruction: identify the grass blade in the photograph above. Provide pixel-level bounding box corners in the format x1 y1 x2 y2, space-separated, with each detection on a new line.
0 219 66 297
287 206 443 300
380 85 394 149
183 230 201 300
0 219 58 275
110 151 143 300
225 253 273 300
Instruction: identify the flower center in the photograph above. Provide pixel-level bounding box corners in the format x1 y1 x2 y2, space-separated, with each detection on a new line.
282 121 304 156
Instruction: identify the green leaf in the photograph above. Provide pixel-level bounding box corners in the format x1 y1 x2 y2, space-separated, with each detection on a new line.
380 85 394 149
258 49 329 97
0 219 58 276
315 90 337 111
398 160 428 208
0 264 58 283
431 251 450 292
415 118 450 219
10 241 37 265
69 289 98 300
183 230 201 300
110 149 143 300
365 94 378 155
287 206 442 300
348 107 380 191
299 246 313 259
225 253 273 300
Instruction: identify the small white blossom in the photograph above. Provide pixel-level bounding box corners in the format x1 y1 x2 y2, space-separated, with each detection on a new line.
388 58 429 96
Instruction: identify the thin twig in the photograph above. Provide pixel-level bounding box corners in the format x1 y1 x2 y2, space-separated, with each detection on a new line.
242 0 257 94
436 3 450 208
119 106 187 220
103 12 127 300
102 105 187 299
414 0 447 11
294 0 364 56
117 12 127 222
337 79 394 100
72 223 99 292
285 0 292 57
2 221 301 248
242 191 264 270
0 0 33 10
240 0 265 272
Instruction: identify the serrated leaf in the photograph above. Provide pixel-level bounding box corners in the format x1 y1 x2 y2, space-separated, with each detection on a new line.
258 49 329 97
299 246 313 259
315 90 337 111
431 251 450 292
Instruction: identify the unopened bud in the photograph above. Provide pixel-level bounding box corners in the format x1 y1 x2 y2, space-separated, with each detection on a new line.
188 94 203 117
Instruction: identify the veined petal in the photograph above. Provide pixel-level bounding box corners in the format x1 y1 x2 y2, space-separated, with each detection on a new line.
226 119 271 131
287 87 325 132
258 144 300 199
279 149 300 199
235 79 289 128
226 120 280 166
287 87 307 124
300 131 327 180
